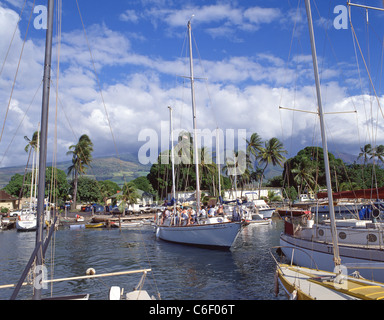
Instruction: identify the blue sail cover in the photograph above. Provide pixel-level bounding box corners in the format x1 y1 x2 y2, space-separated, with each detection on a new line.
164 198 175 206
358 206 372 220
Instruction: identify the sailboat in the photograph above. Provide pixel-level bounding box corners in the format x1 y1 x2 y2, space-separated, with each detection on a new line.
16 211 37 232
7 0 157 300
155 20 244 250
280 187 384 282
274 0 384 300
279 1 384 284
16 129 39 232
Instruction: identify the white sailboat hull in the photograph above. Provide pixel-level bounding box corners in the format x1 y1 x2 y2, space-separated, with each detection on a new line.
155 222 243 250
258 209 274 219
16 216 37 232
280 232 384 283
311 203 362 216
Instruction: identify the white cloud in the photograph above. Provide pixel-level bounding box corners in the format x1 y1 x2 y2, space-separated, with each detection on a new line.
0 3 382 171
119 10 140 23
58 24 132 69
3 0 25 9
144 3 282 36
244 7 281 25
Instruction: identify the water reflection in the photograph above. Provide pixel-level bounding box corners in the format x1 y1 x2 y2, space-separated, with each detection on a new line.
0 221 284 300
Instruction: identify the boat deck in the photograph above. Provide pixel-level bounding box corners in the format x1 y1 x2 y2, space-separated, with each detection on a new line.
278 264 384 300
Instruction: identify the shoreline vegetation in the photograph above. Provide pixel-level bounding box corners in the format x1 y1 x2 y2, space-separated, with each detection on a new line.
2 140 384 213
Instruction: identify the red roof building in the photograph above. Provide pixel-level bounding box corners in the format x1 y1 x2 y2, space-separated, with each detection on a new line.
0 190 17 211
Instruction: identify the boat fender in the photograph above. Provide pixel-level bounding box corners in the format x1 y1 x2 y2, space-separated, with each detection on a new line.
274 270 279 297
86 268 96 275
109 286 122 300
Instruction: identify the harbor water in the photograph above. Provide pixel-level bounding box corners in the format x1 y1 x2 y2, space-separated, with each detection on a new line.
0 220 285 300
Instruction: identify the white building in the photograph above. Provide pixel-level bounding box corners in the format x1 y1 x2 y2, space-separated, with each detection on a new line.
167 188 283 203
223 188 283 201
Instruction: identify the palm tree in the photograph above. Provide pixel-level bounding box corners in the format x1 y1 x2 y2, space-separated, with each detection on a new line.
238 167 251 198
17 131 39 208
246 132 263 171
258 137 287 198
222 152 237 199
358 143 375 189
222 150 248 199
339 181 359 191
198 147 217 195
67 134 93 210
358 144 373 166
250 168 263 187
118 182 140 214
291 159 315 195
370 145 384 164
261 190 282 203
24 131 39 153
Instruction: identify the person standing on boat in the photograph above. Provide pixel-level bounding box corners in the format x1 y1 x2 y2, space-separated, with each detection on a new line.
165 208 171 222
232 206 241 221
186 208 192 225
181 207 189 225
160 209 166 225
199 206 207 219
189 207 197 224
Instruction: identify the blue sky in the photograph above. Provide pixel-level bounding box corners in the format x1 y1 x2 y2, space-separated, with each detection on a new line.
1 0 384 169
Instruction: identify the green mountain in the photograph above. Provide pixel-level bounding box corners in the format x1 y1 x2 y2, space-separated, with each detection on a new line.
0 153 151 188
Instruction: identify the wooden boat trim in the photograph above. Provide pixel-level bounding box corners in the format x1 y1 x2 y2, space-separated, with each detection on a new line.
277 266 314 300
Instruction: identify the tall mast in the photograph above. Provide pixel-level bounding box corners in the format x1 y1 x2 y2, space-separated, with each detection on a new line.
34 128 40 207
216 127 222 200
304 0 341 266
30 140 36 210
187 19 201 213
168 106 177 217
33 0 55 300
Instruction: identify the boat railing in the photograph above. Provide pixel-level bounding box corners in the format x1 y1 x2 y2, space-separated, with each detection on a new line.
343 262 384 270
0 268 152 290
269 246 320 271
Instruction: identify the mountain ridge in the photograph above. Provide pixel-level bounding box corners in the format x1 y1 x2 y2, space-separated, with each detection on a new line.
0 153 151 188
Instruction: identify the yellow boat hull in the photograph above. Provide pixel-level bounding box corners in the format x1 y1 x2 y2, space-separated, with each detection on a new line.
85 223 104 228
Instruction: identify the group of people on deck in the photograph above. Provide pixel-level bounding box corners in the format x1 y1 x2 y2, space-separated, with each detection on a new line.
158 204 225 226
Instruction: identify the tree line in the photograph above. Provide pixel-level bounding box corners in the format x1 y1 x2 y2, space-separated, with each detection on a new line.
278 145 384 200
146 132 288 201
3 129 383 209
3 132 142 210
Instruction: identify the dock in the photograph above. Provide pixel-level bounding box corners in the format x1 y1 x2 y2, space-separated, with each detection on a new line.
1 212 156 230
91 213 154 223
58 212 155 229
